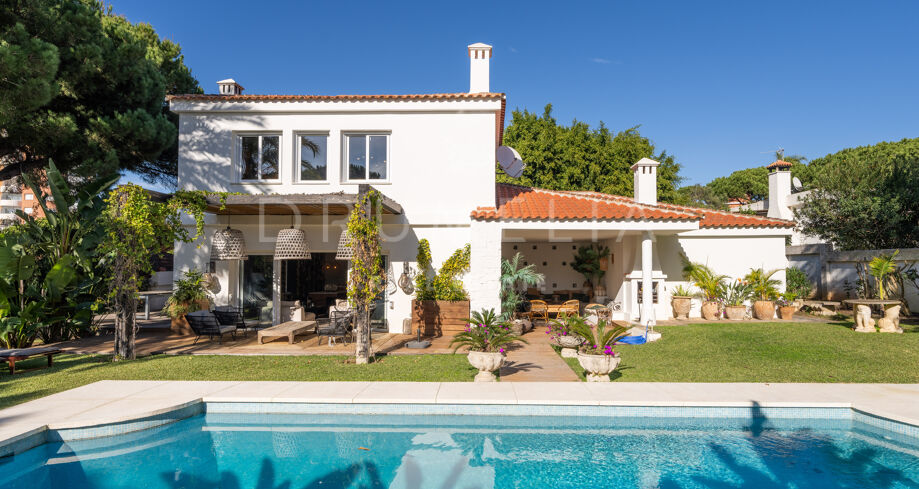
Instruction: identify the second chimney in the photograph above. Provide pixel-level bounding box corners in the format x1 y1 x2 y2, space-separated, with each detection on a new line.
217 79 244 96
631 158 660 205
467 43 492 93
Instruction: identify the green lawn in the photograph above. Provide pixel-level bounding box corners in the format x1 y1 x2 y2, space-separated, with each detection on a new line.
559 320 919 383
0 354 476 410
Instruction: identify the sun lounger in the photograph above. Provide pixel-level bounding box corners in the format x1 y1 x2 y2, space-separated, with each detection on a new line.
0 346 62 374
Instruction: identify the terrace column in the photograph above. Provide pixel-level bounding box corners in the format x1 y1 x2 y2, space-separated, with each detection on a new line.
640 231 654 326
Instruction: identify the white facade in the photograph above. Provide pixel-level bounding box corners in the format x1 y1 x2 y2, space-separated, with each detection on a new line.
171 42 794 330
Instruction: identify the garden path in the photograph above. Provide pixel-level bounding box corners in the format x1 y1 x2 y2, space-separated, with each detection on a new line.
499 325 579 382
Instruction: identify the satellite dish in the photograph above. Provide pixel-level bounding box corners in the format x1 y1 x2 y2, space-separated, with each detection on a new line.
792 176 803 192
497 146 525 178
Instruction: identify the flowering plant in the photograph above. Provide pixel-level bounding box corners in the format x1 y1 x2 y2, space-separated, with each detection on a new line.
547 315 581 343
775 291 797 307
450 308 527 354
558 315 628 356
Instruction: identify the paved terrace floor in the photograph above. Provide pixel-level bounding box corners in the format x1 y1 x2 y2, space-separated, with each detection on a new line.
2 381 918 449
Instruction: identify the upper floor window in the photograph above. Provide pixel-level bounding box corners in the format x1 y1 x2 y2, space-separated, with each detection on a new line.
298 134 328 182
239 134 280 181
345 134 388 181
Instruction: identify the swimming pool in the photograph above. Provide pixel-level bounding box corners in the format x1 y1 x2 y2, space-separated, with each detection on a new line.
2 404 919 489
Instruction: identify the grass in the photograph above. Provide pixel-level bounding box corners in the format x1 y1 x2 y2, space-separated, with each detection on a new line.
558 319 919 383
0 354 476 410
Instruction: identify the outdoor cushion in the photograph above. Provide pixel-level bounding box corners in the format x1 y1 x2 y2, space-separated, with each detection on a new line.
218 325 236 334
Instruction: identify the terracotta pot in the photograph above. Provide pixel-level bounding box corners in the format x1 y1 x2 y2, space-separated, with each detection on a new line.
724 305 746 320
671 296 692 319
467 351 506 382
753 300 775 320
779 305 796 320
701 301 720 320
576 352 621 382
169 299 211 335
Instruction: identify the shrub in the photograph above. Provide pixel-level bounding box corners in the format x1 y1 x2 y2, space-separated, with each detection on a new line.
163 269 211 318
785 267 814 299
414 241 470 301
450 309 526 353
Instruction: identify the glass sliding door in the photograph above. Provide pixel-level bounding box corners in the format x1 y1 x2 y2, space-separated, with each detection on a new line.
240 255 274 326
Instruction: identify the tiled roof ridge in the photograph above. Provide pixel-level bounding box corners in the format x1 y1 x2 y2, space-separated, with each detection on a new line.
167 92 506 102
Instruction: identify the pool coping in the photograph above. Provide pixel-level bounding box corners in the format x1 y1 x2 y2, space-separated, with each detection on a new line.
2 381 919 457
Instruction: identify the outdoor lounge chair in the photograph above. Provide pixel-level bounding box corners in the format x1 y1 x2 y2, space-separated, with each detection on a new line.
213 306 252 336
185 311 237 345
317 309 353 346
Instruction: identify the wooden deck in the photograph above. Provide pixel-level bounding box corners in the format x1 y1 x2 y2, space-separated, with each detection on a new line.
56 328 458 357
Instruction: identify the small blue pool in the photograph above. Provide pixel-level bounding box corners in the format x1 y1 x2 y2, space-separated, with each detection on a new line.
2 404 919 488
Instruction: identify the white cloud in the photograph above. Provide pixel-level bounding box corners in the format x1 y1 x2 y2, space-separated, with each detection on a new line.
592 57 612 64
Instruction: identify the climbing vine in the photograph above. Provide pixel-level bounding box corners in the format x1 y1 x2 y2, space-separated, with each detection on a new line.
101 185 211 360
413 241 471 301
414 239 433 300
346 188 384 364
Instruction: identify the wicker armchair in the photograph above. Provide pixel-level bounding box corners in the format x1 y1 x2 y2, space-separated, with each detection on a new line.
558 300 580 319
529 300 549 324
585 303 612 323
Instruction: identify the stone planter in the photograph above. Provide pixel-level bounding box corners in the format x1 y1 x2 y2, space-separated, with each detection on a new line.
466 351 505 382
724 305 746 320
576 352 621 382
671 296 692 319
701 301 720 320
778 305 796 320
555 334 583 358
753 300 775 320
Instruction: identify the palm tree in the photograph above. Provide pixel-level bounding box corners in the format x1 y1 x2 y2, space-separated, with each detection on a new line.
744 268 782 301
500 252 544 319
682 261 727 302
868 250 899 300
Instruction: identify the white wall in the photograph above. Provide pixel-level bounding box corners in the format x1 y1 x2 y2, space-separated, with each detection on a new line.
501 242 588 294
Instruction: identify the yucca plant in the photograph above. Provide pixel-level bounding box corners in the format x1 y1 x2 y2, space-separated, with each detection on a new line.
563 315 629 355
721 280 753 306
450 308 527 353
671 284 694 297
683 262 727 302
744 268 782 301
868 250 899 300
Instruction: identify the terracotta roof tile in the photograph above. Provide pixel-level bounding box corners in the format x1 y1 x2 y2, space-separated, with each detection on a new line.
470 183 698 222
167 92 505 102
766 160 793 169
471 183 795 229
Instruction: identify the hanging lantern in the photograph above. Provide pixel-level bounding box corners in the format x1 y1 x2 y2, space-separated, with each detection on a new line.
274 228 311 260
210 227 247 260
335 230 353 261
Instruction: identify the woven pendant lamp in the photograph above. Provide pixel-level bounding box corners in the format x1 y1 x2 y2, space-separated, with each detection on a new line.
335 230 353 261
210 216 247 261
274 216 311 260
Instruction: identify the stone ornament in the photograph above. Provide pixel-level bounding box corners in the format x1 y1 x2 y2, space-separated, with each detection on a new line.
878 305 903 333
854 305 876 333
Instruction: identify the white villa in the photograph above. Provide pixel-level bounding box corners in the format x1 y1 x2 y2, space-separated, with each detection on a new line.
168 43 794 332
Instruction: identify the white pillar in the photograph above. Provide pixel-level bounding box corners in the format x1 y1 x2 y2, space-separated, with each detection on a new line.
640 231 653 326
469 220 502 313
272 259 281 325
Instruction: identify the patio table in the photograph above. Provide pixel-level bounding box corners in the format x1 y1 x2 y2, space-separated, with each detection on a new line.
843 299 902 333
137 290 172 320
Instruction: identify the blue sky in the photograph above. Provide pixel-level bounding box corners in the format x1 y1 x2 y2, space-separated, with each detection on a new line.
116 0 919 188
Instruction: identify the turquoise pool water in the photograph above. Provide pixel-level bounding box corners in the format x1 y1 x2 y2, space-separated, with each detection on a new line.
2 411 919 488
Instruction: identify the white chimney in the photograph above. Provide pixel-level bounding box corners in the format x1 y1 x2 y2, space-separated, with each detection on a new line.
766 160 793 220
467 43 492 93
631 158 660 205
217 78 244 95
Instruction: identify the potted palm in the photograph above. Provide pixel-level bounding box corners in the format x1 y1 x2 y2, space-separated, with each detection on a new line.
721 280 752 320
776 292 798 320
163 269 212 334
684 262 727 320
745 268 781 320
566 316 629 382
450 309 527 382
670 284 693 319
500 252 545 328
548 315 585 357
